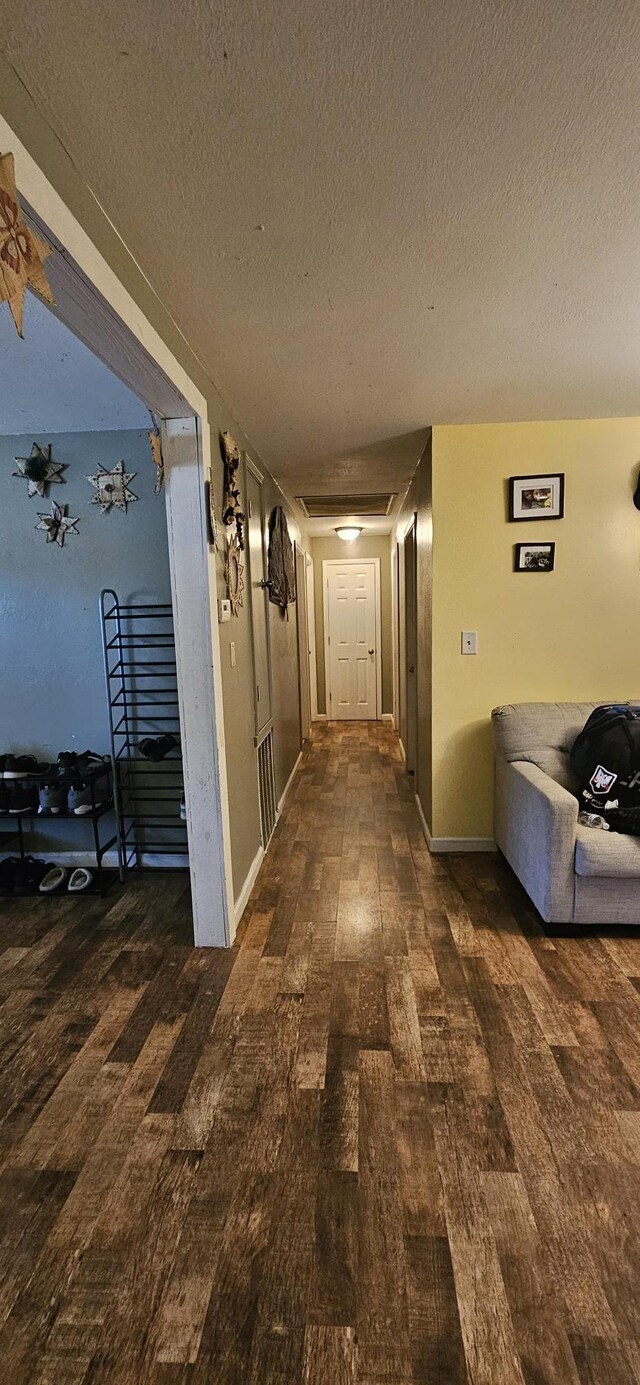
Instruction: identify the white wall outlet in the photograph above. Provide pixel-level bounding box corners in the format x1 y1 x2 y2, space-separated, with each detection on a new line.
217 598 231 623
461 630 478 655
230 641 236 668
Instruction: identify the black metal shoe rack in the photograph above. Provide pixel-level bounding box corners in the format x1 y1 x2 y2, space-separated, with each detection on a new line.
0 762 119 896
100 589 189 873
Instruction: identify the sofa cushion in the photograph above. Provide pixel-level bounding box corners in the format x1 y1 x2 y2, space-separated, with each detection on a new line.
492 701 640 791
492 702 602 789
575 824 640 879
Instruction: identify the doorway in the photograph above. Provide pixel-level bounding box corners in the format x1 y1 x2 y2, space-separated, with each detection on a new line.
14 196 233 944
403 516 418 773
323 558 382 720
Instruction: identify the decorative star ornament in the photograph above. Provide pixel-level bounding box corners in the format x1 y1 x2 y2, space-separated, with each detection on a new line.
13 442 65 498
148 416 164 495
86 460 138 513
36 501 79 548
0 152 55 336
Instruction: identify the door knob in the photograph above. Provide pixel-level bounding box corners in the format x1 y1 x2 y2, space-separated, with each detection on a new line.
258 579 272 589
409 665 415 673
368 648 374 655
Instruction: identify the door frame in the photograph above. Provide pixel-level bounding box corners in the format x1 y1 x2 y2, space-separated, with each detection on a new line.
6 114 234 945
403 514 418 773
245 454 274 741
322 557 382 721
295 544 312 743
306 555 318 722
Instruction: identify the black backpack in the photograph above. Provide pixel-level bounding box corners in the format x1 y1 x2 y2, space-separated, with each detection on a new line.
570 705 640 814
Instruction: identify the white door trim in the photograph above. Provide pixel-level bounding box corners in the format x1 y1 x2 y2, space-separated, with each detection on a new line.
4 113 234 945
322 557 382 721
306 555 318 722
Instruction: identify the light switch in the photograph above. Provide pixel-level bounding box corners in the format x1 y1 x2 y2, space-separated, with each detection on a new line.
461 630 478 655
218 598 231 623
230 641 236 668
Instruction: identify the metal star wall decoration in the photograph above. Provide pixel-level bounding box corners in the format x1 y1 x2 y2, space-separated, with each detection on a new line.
36 501 79 548
86 460 138 513
13 442 65 497
0 151 55 336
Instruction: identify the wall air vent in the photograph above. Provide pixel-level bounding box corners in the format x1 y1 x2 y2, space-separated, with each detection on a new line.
296 493 396 519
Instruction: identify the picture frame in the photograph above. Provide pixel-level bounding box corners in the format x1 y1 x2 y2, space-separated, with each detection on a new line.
509 472 564 521
514 542 555 573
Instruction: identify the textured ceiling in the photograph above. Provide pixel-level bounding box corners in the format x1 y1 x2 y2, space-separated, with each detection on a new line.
0 293 150 434
2 2 640 503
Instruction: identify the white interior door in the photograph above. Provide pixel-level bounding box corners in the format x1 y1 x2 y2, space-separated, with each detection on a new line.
325 560 379 720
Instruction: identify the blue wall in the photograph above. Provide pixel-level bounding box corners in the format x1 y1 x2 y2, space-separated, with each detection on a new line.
0 429 172 852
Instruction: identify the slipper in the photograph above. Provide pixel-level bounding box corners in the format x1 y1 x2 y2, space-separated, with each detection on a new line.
68 867 93 894
39 865 69 895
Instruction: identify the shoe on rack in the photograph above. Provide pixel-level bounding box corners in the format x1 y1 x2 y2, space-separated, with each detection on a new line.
57 750 109 782
0 782 11 815
68 867 93 893
179 792 187 821
68 781 108 816
39 865 69 894
3 754 51 780
14 856 51 894
8 783 39 815
139 735 178 762
0 857 18 893
38 781 68 816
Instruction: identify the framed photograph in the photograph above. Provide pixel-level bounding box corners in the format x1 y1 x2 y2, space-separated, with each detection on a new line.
514 542 555 573
509 472 564 521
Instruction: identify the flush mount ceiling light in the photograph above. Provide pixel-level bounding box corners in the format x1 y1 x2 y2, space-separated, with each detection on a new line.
335 526 363 543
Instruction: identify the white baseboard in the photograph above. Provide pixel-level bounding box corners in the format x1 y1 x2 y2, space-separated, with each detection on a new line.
234 842 264 925
381 713 394 723
412 794 495 853
312 713 327 722
414 792 432 846
278 751 303 814
398 737 406 763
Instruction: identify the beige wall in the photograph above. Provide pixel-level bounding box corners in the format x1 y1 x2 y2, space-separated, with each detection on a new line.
394 437 433 827
431 419 640 840
0 68 307 910
311 534 393 717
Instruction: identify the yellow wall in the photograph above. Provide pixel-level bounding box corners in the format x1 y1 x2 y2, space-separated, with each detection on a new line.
432 419 640 839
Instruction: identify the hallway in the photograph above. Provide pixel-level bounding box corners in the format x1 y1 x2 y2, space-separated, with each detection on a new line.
0 722 639 1383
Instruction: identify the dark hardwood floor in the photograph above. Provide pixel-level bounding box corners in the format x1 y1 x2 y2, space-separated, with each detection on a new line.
0 721 639 1383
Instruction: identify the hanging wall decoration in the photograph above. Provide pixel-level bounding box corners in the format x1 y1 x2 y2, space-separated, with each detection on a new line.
35 501 79 548
205 467 218 548
148 414 164 494
87 460 138 513
220 430 246 550
13 442 65 498
0 152 55 336
224 532 245 615
267 505 296 616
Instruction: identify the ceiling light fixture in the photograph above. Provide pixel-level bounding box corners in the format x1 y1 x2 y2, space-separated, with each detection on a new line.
335 526 363 543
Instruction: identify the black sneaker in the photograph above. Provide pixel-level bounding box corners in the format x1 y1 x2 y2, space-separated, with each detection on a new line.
9 783 39 815
4 754 48 780
0 857 18 893
14 856 51 895
57 750 109 782
0 782 11 815
139 735 178 761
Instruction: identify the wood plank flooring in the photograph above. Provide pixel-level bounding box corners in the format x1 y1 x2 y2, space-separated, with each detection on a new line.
0 720 639 1383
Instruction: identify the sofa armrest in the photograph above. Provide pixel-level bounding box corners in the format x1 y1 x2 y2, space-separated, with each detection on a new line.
494 756 578 922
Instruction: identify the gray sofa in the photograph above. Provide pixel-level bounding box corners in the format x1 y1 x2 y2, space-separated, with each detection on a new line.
492 701 640 925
